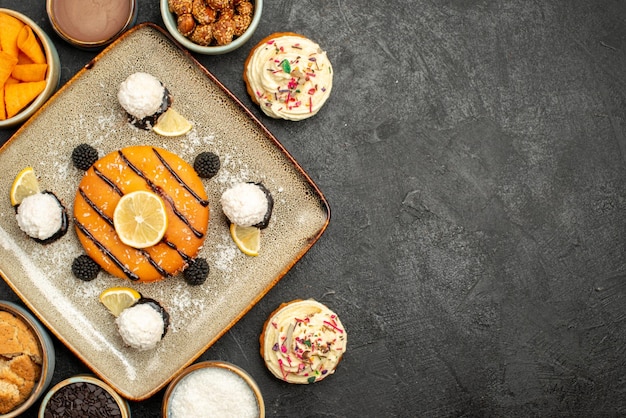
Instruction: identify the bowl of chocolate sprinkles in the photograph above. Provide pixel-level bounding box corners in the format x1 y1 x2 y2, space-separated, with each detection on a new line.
38 375 130 418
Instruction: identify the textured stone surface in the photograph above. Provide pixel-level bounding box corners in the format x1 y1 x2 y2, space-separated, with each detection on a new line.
1 0 625 416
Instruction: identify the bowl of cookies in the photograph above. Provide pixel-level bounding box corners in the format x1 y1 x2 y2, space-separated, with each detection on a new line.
0 301 55 418
0 9 61 129
160 0 262 55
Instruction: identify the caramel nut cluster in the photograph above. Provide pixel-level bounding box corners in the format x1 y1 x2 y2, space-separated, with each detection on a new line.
169 0 254 46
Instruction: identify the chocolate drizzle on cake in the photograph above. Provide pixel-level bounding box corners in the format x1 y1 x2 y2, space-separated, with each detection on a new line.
138 249 173 279
78 188 113 224
93 167 123 196
74 147 210 282
117 149 205 239
164 241 193 263
74 220 141 281
152 148 209 207
77 182 174 279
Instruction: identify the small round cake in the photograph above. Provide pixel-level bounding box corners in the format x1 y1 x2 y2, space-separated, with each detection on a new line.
220 182 273 228
15 191 68 244
116 298 170 351
243 32 333 121
260 299 347 384
73 145 210 283
118 72 172 129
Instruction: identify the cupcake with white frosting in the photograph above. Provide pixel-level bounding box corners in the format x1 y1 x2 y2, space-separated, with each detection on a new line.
260 299 347 384
243 33 333 121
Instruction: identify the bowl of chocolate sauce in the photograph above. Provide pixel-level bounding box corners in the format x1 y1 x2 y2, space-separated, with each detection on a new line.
46 0 137 50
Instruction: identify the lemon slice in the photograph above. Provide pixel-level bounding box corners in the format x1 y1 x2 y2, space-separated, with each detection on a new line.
153 108 192 137
10 167 41 206
99 287 141 317
230 223 260 256
113 190 168 248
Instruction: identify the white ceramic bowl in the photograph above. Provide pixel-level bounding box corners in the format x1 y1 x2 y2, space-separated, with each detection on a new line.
0 9 60 129
160 0 262 55
162 361 265 417
0 301 55 418
38 375 131 418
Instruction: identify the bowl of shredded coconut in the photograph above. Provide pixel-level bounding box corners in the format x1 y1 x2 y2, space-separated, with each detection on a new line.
162 361 264 418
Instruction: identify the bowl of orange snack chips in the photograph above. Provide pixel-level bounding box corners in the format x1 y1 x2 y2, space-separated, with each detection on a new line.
0 9 60 129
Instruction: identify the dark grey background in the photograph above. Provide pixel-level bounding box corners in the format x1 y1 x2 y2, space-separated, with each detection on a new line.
1 0 625 416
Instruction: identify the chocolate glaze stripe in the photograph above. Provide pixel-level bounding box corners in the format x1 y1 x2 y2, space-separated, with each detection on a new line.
79 186 191 269
138 249 172 278
156 191 204 238
165 241 193 263
152 147 209 207
93 167 123 196
74 219 140 281
117 150 205 239
79 188 114 226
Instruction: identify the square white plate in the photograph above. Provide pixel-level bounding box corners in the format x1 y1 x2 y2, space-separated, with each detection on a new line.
0 24 329 400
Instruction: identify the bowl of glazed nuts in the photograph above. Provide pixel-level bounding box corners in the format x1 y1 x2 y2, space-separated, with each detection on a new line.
160 0 262 54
